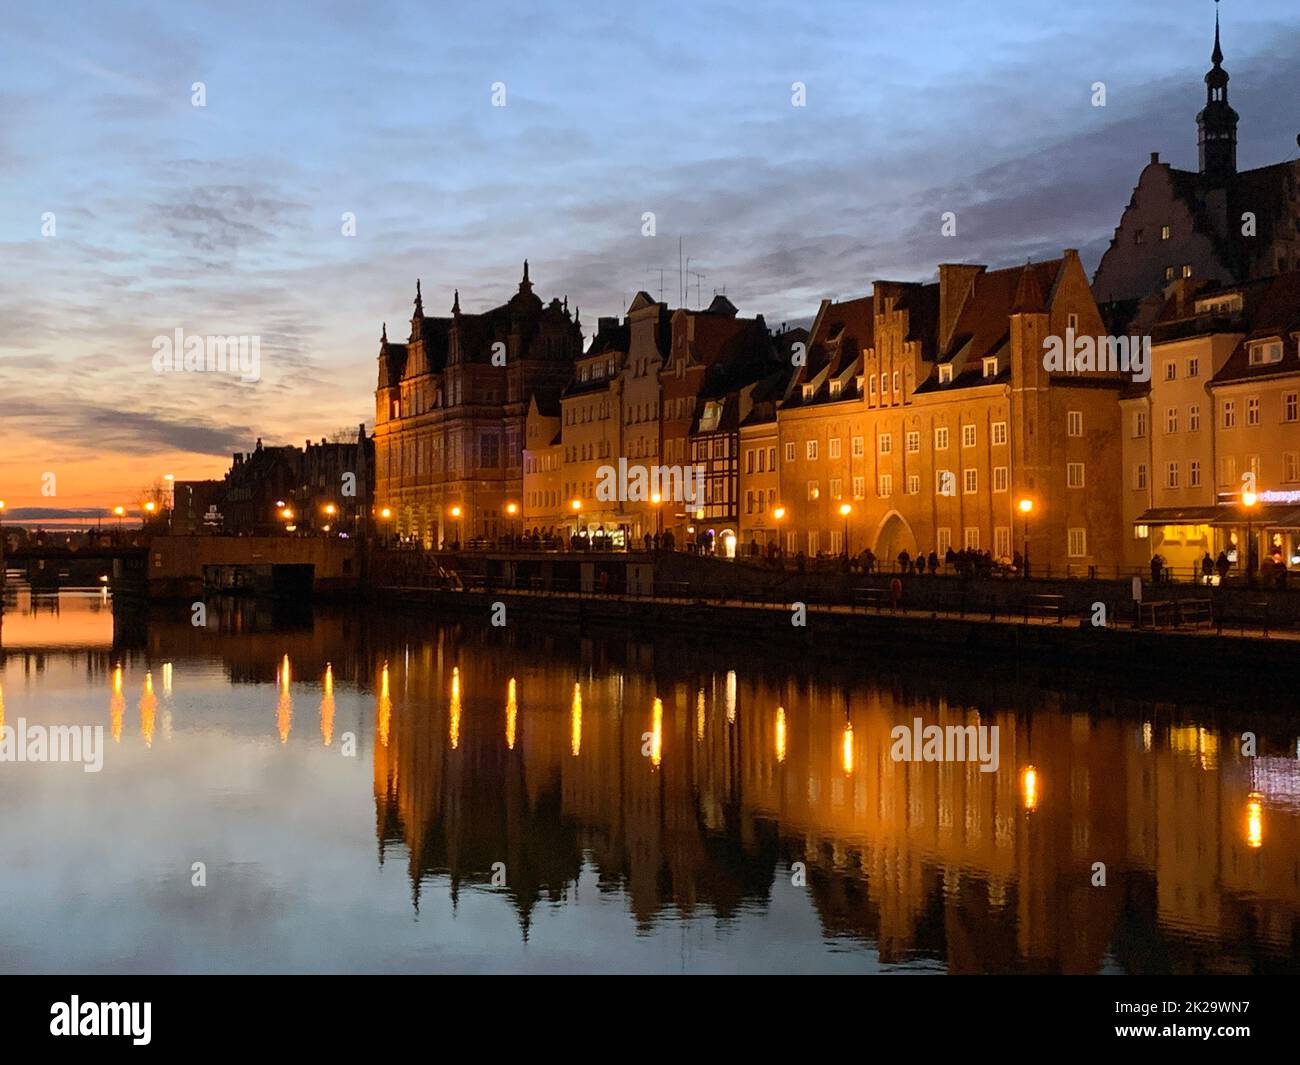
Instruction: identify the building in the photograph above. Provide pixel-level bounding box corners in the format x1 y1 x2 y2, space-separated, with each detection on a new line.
1093 13 1300 302
1122 271 1300 575
738 367 795 550
756 252 1127 572
560 315 628 542
373 264 582 546
214 427 373 536
521 394 564 536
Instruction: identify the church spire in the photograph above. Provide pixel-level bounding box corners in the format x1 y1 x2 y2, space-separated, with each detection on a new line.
452 289 461 315
519 259 532 294
381 321 388 345
1197 1 1238 186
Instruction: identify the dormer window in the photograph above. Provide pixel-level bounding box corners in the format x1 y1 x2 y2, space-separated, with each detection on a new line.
939 365 953 385
829 379 843 397
982 357 998 379
802 384 815 400
1249 339 1284 366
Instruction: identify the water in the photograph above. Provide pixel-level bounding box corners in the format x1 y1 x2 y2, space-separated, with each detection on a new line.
1 584 1298 974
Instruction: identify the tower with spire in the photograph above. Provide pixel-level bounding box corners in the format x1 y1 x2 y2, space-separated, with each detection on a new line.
1197 4 1238 186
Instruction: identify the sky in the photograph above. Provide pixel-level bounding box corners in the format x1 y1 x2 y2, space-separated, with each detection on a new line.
1 0 1298 518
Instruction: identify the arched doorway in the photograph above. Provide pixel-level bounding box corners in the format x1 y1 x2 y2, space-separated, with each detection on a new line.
873 510 917 562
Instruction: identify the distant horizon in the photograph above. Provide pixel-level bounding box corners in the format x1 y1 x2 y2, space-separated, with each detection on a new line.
3 0 1298 515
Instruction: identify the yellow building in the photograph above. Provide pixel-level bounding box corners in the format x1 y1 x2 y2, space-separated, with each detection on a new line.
760 252 1127 573
1122 271 1300 576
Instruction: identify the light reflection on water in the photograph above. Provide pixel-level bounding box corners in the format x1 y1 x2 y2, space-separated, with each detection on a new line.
0 589 1298 974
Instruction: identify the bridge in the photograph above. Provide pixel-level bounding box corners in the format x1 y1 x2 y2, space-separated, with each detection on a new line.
2 537 359 600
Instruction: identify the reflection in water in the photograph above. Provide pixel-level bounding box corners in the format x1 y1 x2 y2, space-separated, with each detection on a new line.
321 663 334 747
110 664 124 743
505 678 517 751
2 592 1299 974
140 670 155 748
277 654 292 744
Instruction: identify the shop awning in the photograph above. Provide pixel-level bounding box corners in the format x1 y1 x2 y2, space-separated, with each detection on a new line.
1133 507 1222 524
1136 505 1300 529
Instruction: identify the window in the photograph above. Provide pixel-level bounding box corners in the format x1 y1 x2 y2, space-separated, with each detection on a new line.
1248 340 1283 366
786 532 798 554
1165 407 1178 434
1134 229 1145 245
1068 528 1087 558
1284 452 1300 483
1067 411 1083 437
806 440 818 460
868 376 877 399
983 357 998 378
1182 264 1193 279
906 474 920 495
807 531 819 555
938 365 953 384
1189 460 1201 487
1189 404 1200 431
1187 357 1199 378
1286 393 1299 423
878 474 892 497
1220 455 1237 485
1164 361 1176 382
829 437 842 459
893 371 901 393
935 427 950 450
768 446 777 469
1247 397 1260 426
878 434 892 455
830 478 843 499
1160 225 1171 241
964 528 980 551
806 481 819 501
993 466 1009 492
784 443 795 463
1067 313 1080 332
906 431 920 453
937 470 955 496
962 424 976 448
1133 410 1147 438
992 527 1009 559
1067 463 1085 488
830 530 843 554
964 469 977 494
1164 266 1175 281
745 450 755 474
853 476 866 499
828 380 842 397
1165 461 1179 489
851 436 864 457
1135 525 1149 540
801 384 815 400
937 528 952 554
1221 401 1236 429
992 421 1007 446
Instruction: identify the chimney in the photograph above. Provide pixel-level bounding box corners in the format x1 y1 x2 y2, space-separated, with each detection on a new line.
1150 152 1160 165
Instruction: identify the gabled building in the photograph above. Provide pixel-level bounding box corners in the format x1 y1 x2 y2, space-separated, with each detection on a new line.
757 252 1127 571
373 264 582 546
1094 13 1300 302
1122 271 1300 575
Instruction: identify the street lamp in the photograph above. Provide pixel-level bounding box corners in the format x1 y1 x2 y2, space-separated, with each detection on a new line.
839 502 852 558
504 501 519 544
1017 497 1034 579
650 491 663 541
1242 489 1259 583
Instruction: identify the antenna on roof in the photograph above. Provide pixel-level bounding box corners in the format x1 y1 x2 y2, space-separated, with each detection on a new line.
643 267 667 303
686 269 707 309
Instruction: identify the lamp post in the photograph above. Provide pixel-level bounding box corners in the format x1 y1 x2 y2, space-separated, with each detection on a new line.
450 504 463 549
379 506 392 546
650 491 663 544
1017 497 1034 579
772 505 786 558
839 502 852 559
504 501 519 546
1242 489 1259 584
